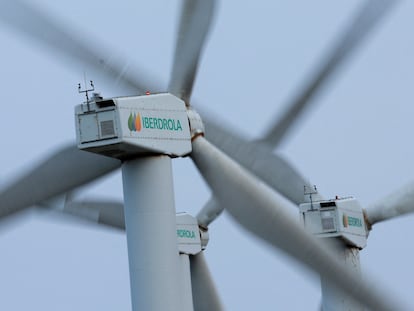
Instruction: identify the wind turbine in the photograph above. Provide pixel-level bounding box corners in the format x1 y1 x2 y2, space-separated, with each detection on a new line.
0 0 414 310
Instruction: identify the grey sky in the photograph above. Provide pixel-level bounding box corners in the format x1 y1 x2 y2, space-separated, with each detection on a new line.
0 0 413 310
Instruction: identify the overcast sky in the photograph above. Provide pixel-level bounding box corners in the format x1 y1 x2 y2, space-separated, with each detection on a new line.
0 0 413 310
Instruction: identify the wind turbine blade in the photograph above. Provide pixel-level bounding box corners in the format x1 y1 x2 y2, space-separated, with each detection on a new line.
62 200 125 230
168 0 216 104
197 117 318 227
0 144 121 220
365 181 414 226
0 0 160 94
190 136 407 311
261 0 399 147
190 252 223 311
204 117 315 204
196 197 222 228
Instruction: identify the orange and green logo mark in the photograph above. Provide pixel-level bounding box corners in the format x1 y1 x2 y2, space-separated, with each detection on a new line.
343 214 363 228
128 113 142 132
127 112 183 132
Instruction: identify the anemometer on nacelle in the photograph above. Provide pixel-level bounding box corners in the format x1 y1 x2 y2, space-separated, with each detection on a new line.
300 187 368 249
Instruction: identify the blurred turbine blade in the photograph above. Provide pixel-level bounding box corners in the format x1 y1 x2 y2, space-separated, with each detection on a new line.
168 0 216 104
0 0 161 94
190 252 223 311
39 193 69 210
365 181 414 226
261 0 399 147
190 136 407 311
196 197 223 228
62 200 125 230
0 144 121 220
203 116 316 204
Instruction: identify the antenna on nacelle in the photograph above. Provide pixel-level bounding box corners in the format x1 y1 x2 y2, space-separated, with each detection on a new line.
304 185 318 210
78 74 95 111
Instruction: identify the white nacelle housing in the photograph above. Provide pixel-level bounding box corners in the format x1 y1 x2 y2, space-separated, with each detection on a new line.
75 93 192 159
176 213 207 255
299 197 368 249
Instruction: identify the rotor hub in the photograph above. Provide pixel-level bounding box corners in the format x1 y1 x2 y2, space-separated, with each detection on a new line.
187 107 205 140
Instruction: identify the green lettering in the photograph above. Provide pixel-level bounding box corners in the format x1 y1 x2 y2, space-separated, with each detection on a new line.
347 216 362 227
143 117 149 128
167 119 173 130
137 116 183 131
177 229 196 239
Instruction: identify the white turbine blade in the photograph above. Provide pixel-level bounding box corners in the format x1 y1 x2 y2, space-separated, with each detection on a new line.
168 0 216 104
365 181 414 226
0 144 121 221
190 252 223 311
261 0 399 147
196 197 223 228
62 200 125 230
190 136 407 311
198 115 320 227
0 0 161 95
203 117 317 204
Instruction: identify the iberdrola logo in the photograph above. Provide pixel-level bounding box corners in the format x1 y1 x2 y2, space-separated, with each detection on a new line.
127 111 183 132
128 112 142 132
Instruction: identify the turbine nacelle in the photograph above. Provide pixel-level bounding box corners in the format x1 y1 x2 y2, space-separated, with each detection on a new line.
176 213 209 255
75 93 205 159
300 196 368 249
